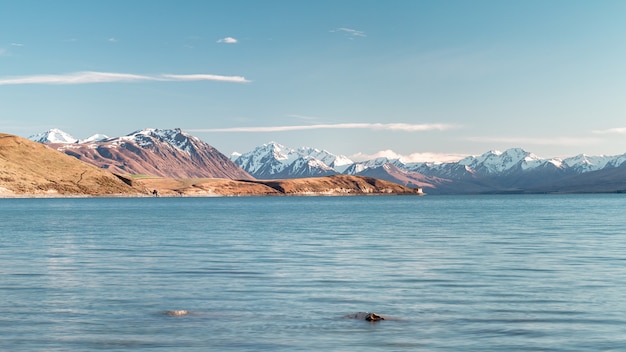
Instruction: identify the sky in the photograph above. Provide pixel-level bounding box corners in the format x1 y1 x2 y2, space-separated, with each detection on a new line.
1 0 625 162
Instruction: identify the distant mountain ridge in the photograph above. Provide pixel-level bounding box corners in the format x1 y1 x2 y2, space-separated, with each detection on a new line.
31 128 252 180
29 128 109 144
231 142 353 179
232 142 626 194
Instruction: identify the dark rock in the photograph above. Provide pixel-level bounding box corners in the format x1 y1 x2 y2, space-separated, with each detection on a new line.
345 312 385 322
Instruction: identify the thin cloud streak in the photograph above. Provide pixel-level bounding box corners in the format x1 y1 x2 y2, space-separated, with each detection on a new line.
592 127 626 134
286 114 319 121
331 27 366 37
467 136 600 146
161 74 249 83
0 71 251 85
189 123 455 133
350 149 467 163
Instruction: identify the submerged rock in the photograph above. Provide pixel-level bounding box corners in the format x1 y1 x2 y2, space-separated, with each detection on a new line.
165 310 190 316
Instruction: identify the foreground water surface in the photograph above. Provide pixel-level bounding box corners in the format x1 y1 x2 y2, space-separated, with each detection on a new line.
2 194 626 351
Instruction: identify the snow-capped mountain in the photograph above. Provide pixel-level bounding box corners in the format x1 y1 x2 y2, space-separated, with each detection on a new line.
295 146 354 172
404 148 564 180
80 134 110 143
342 157 405 175
560 154 626 173
457 148 546 174
279 156 337 178
29 129 111 144
231 142 353 179
35 128 253 180
29 128 78 144
234 143 626 194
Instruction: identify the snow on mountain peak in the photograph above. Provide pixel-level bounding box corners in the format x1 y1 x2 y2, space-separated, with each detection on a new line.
121 128 199 153
232 141 354 178
267 142 292 160
80 134 110 143
561 153 613 172
28 128 78 144
457 148 538 174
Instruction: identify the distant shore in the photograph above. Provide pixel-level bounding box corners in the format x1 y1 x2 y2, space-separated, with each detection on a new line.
0 175 424 198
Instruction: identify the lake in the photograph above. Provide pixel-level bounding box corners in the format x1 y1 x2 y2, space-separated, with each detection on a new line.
2 195 626 351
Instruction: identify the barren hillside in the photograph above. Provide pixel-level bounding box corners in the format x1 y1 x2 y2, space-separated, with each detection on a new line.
0 133 139 196
133 174 424 196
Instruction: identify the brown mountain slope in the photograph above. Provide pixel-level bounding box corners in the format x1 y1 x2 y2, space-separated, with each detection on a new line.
0 133 139 196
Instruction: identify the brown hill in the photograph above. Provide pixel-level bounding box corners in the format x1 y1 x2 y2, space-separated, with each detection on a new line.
48 128 253 179
0 133 139 197
133 174 424 196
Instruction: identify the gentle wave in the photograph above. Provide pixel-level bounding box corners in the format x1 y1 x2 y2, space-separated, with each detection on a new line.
2 195 626 351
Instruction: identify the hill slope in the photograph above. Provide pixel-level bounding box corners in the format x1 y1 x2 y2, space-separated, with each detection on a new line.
0 133 138 196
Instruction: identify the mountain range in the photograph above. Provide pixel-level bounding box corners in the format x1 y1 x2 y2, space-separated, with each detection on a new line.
232 142 626 194
30 129 626 194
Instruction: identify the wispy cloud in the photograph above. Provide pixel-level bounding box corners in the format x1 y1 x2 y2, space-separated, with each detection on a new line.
592 127 626 134
466 136 600 146
330 27 366 38
350 149 467 163
160 73 249 83
189 123 454 133
11 43 24 47
107 37 118 43
0 71 251 85
286 114 320 121
217 37 238 44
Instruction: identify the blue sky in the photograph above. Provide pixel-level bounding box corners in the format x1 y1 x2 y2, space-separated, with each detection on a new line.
1 0 625 161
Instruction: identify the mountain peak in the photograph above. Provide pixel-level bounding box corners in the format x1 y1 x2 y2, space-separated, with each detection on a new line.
456 147 538 174
120 128 201 154
28 128 78 144
80 134 110 143
232 141 354 179
502 147 530 156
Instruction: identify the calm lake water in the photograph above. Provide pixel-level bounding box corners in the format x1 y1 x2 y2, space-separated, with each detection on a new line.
2 195 626 351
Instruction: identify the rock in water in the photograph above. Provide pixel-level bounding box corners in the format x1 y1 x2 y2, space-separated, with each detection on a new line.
165 310 189 316
345 312 385 322
365 313 384 321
